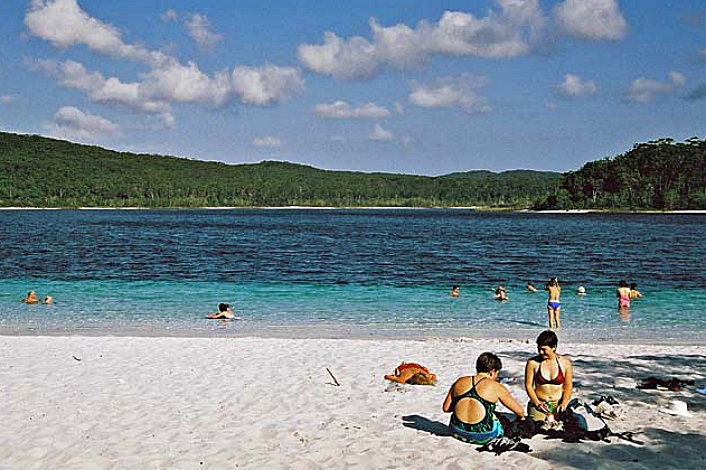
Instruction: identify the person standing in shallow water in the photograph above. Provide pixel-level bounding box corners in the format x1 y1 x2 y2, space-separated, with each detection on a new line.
544 277 561 330
450 286 460 297
617 280 631 310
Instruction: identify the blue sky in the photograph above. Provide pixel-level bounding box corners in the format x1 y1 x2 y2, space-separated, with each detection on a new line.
0 0 705 175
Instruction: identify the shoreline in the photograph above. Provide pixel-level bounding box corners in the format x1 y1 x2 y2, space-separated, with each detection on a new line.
2 335 704 469
0 206 705 214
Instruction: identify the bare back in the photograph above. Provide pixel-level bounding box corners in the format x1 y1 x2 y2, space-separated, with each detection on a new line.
450 376 500 424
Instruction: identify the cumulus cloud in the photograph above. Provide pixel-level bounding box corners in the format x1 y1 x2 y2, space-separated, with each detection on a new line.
184 13 222 49
554 0 627 40
368 123 393 141
0 95 14 104
26 0 169 67
409 75 491 114
252 136 281 148
314 101 390 120
298 0 546 80
161 9 178 22
26 1 305 125
51 106 119 140
555 74 597 98
624 72 686 103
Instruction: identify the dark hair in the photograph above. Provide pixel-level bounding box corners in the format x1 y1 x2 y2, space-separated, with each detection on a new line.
536 330 558 349
630 282 637 289
618 280 628 287
218 303 229 312
476 352 502 373
452 285 459 290
549 277 558 286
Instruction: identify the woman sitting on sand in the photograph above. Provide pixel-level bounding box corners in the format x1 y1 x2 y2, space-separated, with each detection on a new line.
443 352 525 444
22 291 38 304
524 330 573 422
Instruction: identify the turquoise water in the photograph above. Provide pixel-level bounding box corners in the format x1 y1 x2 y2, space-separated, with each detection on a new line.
0 210 704 342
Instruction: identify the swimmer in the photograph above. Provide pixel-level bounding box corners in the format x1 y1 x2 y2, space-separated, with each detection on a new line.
494 286 508 301
629 283 642 299
617 280 631 310
43 295 53 305
527 282 538 292
22 291 38 304
576 286 586 296
207 303 235 319
544 277 561 330
450 286 460 297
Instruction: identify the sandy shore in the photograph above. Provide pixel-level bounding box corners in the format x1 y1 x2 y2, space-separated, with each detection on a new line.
1 336 704 469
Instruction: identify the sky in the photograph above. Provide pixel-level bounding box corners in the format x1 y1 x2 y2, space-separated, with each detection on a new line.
0 0 705 175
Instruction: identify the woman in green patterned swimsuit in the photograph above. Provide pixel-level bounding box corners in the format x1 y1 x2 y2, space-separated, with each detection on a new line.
443 352 526 444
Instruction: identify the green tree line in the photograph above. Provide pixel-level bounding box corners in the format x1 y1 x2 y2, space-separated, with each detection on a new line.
0 132 560 208
535 137 706 210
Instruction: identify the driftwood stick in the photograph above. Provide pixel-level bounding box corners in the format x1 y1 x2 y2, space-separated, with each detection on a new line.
326 367 340 386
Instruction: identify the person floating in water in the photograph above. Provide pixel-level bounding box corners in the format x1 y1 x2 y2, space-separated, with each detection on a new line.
443 352 525 444
576 286 586 296
494 286 508 301
617 280 631 310
526 282 538 292
629 282 642 299
450 286 460 297
22 291 38 304
207 303 235 319
545 277 561 330
43 295 53 305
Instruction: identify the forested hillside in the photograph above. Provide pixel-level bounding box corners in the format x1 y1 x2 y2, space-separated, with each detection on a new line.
536 137 706 210
0 132 560 207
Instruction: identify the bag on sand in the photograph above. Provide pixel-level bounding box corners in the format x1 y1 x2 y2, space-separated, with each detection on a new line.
564 399 611 441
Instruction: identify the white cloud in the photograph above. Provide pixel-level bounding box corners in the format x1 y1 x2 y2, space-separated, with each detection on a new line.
314 101 390 120
161 9 178 22
231 65 305 106
0 95 14 104
26 0 169 67
26 1 305 124
554 0 627 40
368 123 393 141
409 75 491 114
556 74 597 98
298 0 546 80
51 106 119 141
624 72 686 104
252 136 281 148
184 13 222 49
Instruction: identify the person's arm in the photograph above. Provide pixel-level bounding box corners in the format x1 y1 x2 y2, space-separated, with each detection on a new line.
497 383 526 418
558 358 574 412
442 381 456 412
524 360 548 413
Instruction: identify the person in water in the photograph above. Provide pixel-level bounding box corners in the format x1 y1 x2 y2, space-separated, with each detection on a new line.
450 286 460 297
494 286 508 301
524 330 573 421
544 277 561 330
576 286 586 296
443 352 525 444
22 291 38 304
617 280 631 310
43 295 53 305
629 282 642 299
527 282 538 292
207 303 235 319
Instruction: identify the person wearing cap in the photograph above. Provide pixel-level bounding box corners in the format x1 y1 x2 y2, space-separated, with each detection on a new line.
577 286 586 296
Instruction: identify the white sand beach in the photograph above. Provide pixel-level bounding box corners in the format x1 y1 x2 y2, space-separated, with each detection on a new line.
1 335 705 469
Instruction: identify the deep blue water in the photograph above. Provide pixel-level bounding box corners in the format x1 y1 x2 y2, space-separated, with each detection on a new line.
1 209 705 341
